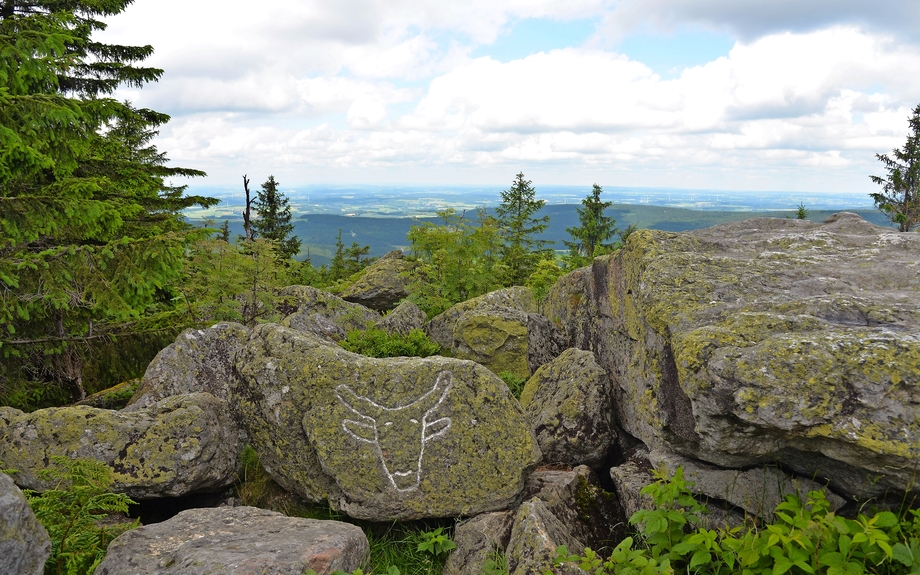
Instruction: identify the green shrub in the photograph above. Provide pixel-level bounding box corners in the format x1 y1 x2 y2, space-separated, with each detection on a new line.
24 456 137 575
552 466 920 575
340 328 444 358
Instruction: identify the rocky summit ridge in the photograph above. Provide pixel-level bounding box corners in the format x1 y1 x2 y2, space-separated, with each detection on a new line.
1 212 918 575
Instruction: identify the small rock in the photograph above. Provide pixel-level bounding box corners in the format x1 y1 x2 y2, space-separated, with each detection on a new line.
522 466 624 552
442 511 514 575
126 322 250 411
427 287 565 378
520 349 616 467
340 250 417 311
506 498 586 575
376 300 428 336
93 506 368 575
280 286 380 341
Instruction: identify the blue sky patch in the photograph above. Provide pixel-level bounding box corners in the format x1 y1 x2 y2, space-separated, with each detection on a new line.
472 17 599 62
617 30 735 77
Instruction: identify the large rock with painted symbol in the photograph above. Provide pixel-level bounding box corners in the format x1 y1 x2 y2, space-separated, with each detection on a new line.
232 323 542 521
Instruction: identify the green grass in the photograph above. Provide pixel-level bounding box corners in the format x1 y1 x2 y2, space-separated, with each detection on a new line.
499 371 528 399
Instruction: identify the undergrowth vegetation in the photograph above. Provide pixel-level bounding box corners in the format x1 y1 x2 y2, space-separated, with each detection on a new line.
339 328 445 358
499 370 528 399
23 457 137 575
553 467 920 575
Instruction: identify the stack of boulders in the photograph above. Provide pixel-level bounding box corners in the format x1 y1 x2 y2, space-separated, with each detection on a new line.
1 214 918 575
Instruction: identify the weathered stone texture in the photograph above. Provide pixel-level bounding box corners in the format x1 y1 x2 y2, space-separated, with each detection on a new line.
280 286 380 341
506 498 586 575
442 511 514 575
521 466 625 552
427 287 565 378
520 348 616 466
340 249 416 311
94 506 368 575
233 323 541 521
545 214 920 501
0 472 50 575
376 300 427 336
127 322 250 411
0 393 239 499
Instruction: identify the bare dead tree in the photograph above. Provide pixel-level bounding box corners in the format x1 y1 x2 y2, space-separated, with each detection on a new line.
242 174 255 241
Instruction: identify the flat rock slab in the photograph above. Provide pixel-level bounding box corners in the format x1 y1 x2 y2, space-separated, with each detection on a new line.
234 324 541 521
0 393 238 499
0 472 50 575
544 214 920 501
93 506 368 575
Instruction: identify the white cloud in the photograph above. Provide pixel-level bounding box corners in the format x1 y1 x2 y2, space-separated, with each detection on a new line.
96 1 920 191
596 0 920 43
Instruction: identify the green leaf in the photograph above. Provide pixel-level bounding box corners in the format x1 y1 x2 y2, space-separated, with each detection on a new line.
893 542 916 566
690 550 712 568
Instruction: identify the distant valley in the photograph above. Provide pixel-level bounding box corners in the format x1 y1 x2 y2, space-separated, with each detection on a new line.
190 202 892 267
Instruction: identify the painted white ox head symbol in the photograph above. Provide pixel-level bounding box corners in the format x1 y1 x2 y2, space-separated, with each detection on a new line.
335 372 452 492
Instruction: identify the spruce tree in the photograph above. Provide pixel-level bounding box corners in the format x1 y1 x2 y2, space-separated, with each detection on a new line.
252 175 301 259
564 184 618 264
495 172 552 286
0 0 215 401
870 103 920 232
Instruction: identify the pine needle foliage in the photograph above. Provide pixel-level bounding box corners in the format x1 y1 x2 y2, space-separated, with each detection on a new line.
252 175 301 260
495 173 553 286
24 456 137 575
0 0 216 401
564 184 619 265
870 103 920 232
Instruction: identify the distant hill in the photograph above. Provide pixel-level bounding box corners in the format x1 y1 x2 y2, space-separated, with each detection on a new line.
198 205 894 267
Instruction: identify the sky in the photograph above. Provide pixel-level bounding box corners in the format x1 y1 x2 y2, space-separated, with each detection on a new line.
97 0 920 194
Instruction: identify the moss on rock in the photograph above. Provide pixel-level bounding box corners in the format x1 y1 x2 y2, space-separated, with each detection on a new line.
545 214 920 501
0 393 239 499
233 323 541 521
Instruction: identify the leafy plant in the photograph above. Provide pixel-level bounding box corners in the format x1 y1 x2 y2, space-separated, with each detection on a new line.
553 465 916 575
416 527 457 557
340 328 444 358
24 456 137 575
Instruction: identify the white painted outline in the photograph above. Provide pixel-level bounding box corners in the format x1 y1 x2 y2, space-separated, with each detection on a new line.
336 372 452 492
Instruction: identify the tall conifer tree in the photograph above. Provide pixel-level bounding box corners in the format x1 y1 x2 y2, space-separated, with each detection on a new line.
0 0 215 401
252 175 301 260
564 184 618 263
495 172 552 286
870 103 920 232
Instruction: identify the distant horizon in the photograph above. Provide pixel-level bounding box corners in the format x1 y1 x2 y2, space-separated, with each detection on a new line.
182 182 878 221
